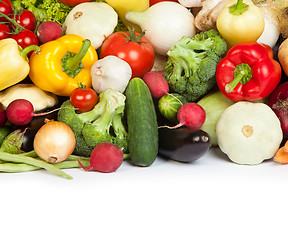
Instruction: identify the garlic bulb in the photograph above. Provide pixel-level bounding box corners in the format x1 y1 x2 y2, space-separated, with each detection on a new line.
91 56 132 93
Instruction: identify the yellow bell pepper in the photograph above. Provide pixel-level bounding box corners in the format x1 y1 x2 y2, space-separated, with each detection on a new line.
0 38 39 91
216 0 265 48
29 34 98 96
105 0 149 33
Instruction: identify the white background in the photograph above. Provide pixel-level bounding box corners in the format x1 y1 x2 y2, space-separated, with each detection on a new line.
1 147 288 240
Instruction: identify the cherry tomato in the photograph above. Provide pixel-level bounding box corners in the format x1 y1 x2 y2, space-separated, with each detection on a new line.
0 0 13 22
12 29 39 48
100 30 155 78
12 29 39 57
149 0 178 6
58 0 92 7
70 86 98 112
9 10 37 31
0 24 10 40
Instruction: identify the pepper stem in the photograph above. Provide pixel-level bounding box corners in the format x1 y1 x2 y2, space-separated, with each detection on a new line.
225 63 252 93
20 45 41 59
65 39 91 71
229 0 249 15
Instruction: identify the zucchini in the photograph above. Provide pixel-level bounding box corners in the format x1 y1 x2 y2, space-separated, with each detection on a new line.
0 126 11 147
126 77 159 167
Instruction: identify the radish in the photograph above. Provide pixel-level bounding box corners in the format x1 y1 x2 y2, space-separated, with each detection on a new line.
36 21 64 44
142 71 169 98
0 102 6 127
78 142 123 173
162 102 206 130
6 99 62 126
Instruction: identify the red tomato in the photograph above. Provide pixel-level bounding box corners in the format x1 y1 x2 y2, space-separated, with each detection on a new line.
12 29 39 49
0 24 10 40
12 29 39 57
0 0 13 22
9 10 37 31
70 86 98 112
100 30 155 78
149 0 178 6
58 0 92 7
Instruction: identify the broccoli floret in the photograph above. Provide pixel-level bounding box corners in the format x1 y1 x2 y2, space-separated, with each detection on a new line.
114 17 128 32
82 90 127 152
164 29 227 102
57 88 128 157
111 108 128 152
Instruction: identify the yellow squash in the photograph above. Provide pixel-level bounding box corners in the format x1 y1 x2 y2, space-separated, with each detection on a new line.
105 0 149 33
29 34 98 96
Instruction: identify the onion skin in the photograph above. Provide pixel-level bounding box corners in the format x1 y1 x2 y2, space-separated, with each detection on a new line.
33 120 76 163
267 82 288 138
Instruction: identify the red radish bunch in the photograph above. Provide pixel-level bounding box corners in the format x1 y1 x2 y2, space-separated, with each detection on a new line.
142 71 169 98
78 142 124 173
168 102 206 130
36 21 64 44
6 99 61 126
0 102 7 127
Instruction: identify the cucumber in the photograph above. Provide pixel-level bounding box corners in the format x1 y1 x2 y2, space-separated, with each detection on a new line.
126 77 159 167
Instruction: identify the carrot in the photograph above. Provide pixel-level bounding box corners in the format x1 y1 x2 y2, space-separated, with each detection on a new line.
273 141 288 164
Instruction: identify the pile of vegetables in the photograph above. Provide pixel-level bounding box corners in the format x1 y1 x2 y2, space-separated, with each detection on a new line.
0 0 288 180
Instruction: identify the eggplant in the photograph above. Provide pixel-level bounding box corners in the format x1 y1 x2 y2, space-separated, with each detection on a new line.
158 127 211 163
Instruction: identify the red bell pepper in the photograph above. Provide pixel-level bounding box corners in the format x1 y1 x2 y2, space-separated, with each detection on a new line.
216 42 281 102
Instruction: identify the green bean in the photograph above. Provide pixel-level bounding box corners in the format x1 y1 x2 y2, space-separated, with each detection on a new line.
55 159 90 169
0 163 39 172
0 152 72 179
0 159 90 173
66 154 90 161
20 150 38 158
123 154 130 160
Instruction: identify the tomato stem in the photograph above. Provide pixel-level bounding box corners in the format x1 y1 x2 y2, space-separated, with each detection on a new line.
122 27 148 46
0 12 24 34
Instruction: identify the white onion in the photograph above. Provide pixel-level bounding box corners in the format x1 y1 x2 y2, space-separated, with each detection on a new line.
34 120 76 163
178 0 202 8
257 4 280 48
126 2 196 56
91 56 132 93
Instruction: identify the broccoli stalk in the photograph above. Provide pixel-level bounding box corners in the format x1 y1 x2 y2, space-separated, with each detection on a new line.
57 88 128 157
164 29 227 102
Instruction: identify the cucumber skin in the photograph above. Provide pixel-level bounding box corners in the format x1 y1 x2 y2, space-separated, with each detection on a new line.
126 78 159 167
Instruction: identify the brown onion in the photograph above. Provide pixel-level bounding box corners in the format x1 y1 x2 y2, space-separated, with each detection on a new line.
33 119 76 163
